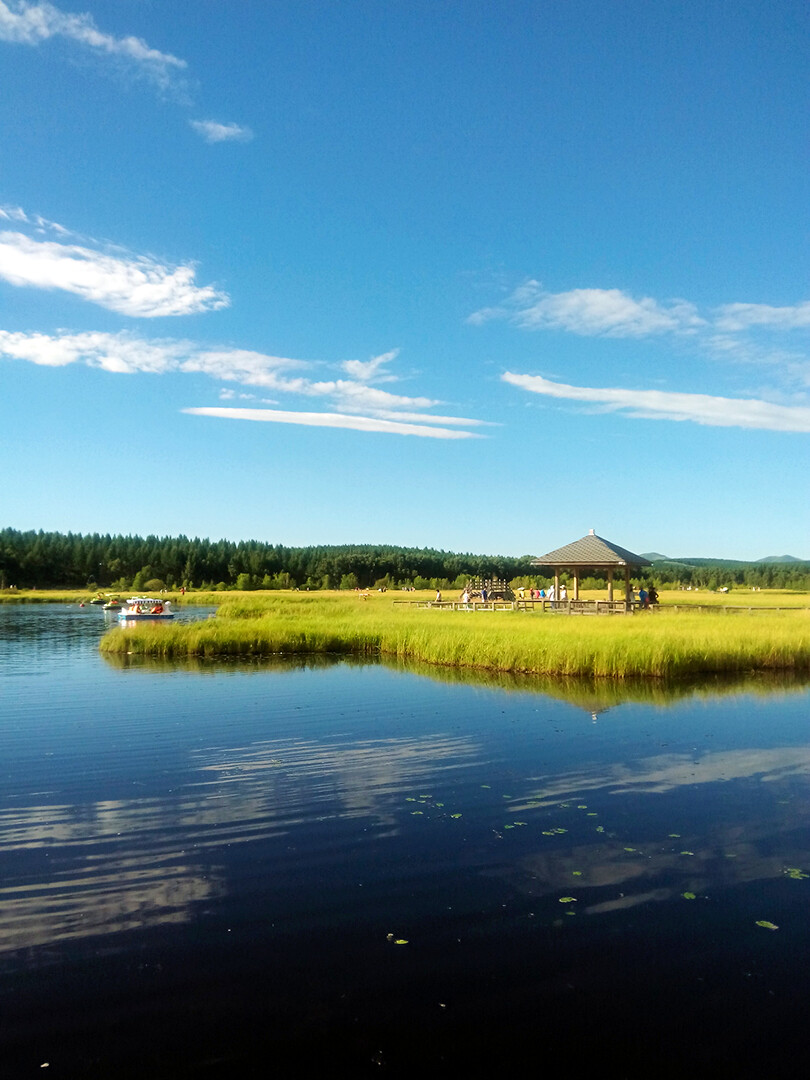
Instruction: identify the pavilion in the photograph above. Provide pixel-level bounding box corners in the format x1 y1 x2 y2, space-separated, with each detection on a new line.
531 531 651 604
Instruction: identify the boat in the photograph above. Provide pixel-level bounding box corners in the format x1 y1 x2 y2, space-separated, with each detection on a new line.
102 598 123 611
117 597 174 620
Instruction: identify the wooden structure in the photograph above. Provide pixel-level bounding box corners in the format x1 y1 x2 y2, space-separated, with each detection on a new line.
468 577 513 600
531 531 651 607
393 599 514 611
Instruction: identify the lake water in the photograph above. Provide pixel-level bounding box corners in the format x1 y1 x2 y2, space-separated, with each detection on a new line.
2 605 810 1077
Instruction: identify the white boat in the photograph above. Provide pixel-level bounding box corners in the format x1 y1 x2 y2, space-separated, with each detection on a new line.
117 597 174 620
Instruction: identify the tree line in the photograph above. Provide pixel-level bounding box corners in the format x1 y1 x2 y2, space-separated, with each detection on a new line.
2 528 808 592
0 528 535 591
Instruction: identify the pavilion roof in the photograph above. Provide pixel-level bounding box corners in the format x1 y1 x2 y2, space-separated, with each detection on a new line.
531 532 651 569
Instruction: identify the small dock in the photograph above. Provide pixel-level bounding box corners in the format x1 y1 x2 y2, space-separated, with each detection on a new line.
392 599 641 614
516 598 636 614
392 600 516 612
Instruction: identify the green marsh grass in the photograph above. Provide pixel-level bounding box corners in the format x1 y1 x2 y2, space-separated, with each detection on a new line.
99 590 810 679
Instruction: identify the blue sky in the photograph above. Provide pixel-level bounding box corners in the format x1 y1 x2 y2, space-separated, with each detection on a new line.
1 0 808 559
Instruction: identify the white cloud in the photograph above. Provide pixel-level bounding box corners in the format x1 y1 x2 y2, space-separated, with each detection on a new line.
0 329 181 371
0 1 187 93
341 348 399 382
0 230 228 316
183 407 480 440
0 330 300 380
502 371 810 433
309 380 440 412
1 203 73 236
474 278 810 402
470 282 703 337
359 410 491 427
714 301 810 332
189 119 253 144
0 329 486 436
181 347 307 388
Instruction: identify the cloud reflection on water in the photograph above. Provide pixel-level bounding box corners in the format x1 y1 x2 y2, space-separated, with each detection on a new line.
0 732 482 959
519 745 810 806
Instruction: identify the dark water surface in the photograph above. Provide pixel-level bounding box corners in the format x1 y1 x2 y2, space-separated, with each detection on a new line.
2 606 810 1077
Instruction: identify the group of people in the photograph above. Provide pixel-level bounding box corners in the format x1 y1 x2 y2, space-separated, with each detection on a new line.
633 585 659 608
517 585 565 602
456 585 489 605
441 582 660 608
515 583 659 608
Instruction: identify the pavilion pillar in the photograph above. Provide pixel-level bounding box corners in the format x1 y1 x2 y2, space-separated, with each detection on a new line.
624 566 631 603
554 569 560 596
607 569 614 601
573 570 579 600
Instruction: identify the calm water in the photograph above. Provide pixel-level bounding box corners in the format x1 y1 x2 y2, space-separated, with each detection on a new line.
2 606 810 1077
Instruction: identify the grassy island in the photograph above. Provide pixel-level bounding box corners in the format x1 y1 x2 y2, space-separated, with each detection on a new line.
97 590 810 679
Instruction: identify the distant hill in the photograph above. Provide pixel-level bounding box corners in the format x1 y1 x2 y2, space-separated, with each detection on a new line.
661 555 810 569
643 552 809 568
756 555 804 564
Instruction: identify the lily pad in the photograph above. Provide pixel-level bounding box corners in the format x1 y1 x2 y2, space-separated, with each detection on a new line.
682 892 696 900
559 896 577 903
756 921 779 931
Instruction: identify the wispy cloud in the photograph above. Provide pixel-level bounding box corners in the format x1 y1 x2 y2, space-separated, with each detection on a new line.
503 371 810 434
476 278 810 401
0 3 249 136
183 407 480 440
470 282 703 337
0 1 187 94
0 203 70 234
307 380 439 413
714 301 810 332
341 348 399 382
0 330 300 379
0 215 228 316
0 329 486 437
189 119 253 144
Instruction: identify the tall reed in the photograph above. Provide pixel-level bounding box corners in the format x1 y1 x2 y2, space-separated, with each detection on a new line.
100 595 810 679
